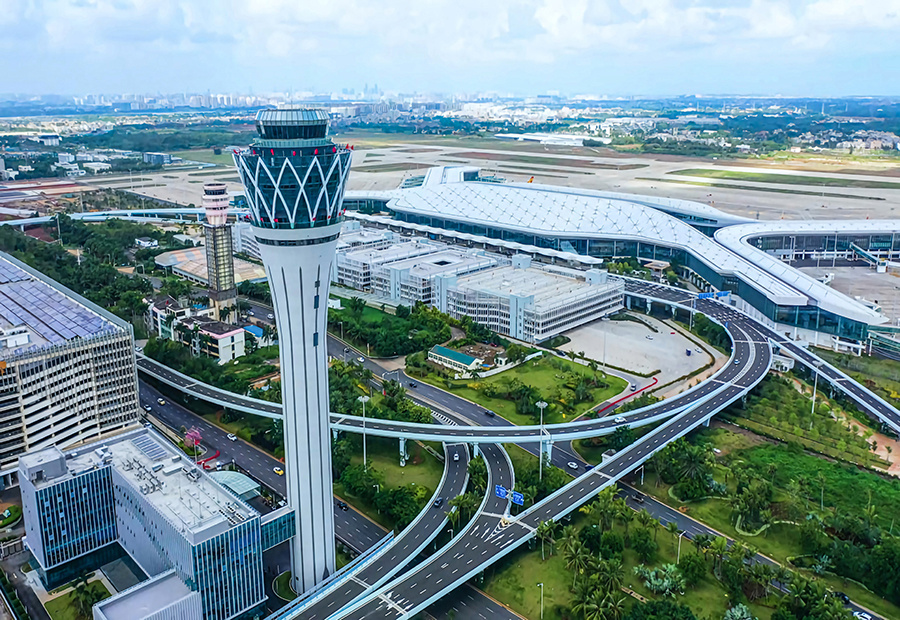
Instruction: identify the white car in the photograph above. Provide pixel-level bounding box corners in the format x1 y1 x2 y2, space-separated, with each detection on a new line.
614 416 626 424
453 452 460 462
357 357 365 363
143 404 152 412
853 613 872 620
645 335 654 340
227 433 237 442
566 462 579 471
267 313 275 320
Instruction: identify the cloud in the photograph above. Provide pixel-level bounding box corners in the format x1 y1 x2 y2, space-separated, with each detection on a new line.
1 0 898 94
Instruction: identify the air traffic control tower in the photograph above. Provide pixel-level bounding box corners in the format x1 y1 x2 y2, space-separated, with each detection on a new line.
233 109 352 592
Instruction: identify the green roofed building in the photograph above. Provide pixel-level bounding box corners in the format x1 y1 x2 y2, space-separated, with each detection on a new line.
428 345 483 373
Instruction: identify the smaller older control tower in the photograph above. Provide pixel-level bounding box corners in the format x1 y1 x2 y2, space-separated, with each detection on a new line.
202 182 237 315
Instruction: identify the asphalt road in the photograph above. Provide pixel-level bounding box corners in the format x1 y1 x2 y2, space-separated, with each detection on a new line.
139 280 892 619
346 315 773 618
295 443 470 620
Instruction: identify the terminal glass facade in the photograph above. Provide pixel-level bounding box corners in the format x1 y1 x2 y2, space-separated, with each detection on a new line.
389 210 870 340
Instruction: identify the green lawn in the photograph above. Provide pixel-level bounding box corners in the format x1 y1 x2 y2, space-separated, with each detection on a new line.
638 177 885 200
418 356 627 425
334 437 444 530
169 149 236 166
45 582 111 620
483 515 775 620
668 168 900 190
629 431 900 620
273 571 296 601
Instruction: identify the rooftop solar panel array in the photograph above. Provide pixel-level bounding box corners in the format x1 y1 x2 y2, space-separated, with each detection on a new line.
131 435 168 462
0 258 114 348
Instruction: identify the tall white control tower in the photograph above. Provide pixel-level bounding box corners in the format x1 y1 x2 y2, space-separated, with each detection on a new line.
233 109 352 592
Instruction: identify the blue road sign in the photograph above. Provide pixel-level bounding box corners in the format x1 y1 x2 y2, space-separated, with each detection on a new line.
495 485 508 499
715 291 730 298
511 491 525 506
698 292 715 299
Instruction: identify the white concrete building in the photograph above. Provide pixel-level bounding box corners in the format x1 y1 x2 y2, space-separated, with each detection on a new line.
0 252 139 486
442 256 624 343
335 238 435 292
372 248 499 305
231 222 261 261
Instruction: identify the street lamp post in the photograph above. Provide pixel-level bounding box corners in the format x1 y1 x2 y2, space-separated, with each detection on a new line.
677 530 687 563
358 395 370 471
810 361 822 419
689 296 696 333
537 583 544 620
536 401 548 481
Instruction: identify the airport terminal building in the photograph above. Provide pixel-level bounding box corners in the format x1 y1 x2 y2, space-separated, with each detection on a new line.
343 169 893 346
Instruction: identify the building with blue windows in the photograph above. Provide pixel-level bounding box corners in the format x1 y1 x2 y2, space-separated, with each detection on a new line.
20 428 266 620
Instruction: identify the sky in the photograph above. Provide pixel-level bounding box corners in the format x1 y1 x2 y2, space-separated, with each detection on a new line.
3 0 900 97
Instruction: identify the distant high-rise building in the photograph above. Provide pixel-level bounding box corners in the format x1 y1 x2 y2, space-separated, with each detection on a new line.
202 183 237 316
233 108 351 593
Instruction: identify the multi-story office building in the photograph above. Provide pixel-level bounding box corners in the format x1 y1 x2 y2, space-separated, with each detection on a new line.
441 256 624 343
334 238 433 291
372 247 499 306
231 222 261 261
0 252 139 487
203 183 237 313
233 108 352 592
20 428 266 620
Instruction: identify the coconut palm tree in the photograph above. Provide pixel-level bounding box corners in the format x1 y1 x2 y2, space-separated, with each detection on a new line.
665 521 681 552
709 536 728 578
565 540 592 588
536 519 556 561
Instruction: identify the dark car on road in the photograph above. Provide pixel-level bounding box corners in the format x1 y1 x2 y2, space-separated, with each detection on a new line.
433 497 444 509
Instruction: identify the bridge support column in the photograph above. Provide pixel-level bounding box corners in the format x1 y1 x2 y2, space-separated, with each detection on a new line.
332 429 338 442
399 437 408 467
702 417 711 427
541 439 553 464
626 296 632 310
471 443 480 459
645 299 652 313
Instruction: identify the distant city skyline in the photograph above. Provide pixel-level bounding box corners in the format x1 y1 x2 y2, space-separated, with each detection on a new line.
3 0 900 97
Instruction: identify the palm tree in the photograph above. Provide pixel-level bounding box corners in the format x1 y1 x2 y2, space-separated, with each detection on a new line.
598 558 625 593
636 508 660 541
617 503 635 538
565 540 591 588
603 593 628 620
559 524 578 556
536 519 556 561
665 521 681 552
709 536 728 578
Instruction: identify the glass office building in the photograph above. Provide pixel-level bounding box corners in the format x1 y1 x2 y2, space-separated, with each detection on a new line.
20 429 267 620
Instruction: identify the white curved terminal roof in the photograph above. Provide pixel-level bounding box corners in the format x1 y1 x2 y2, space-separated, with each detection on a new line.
716 221 896 324
370 181 806 307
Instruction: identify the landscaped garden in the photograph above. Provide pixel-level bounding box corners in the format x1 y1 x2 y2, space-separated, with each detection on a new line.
410 353 628 425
